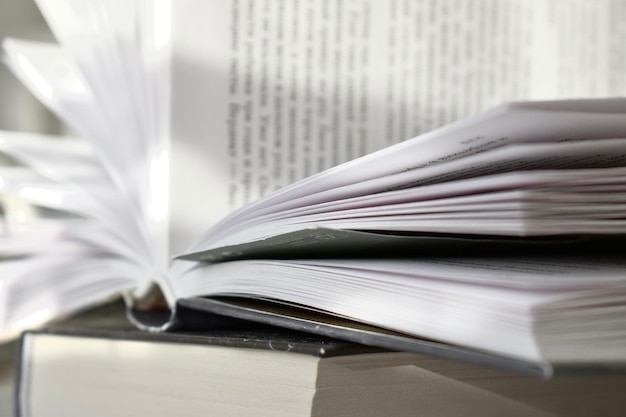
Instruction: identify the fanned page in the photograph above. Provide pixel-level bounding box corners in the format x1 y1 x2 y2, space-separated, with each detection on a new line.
0 130 144 341
0 0 170 340
169 0 626 252
0 0 625 359
185 100 626 255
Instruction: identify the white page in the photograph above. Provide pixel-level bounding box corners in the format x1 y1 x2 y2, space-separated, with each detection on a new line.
0 131 152 256
33 0 152 183
1 40 141 210
170 0 626 253
0 164 148 261
230 101 626 219
0 131 145 234
291 258 626 291
212 136 626 233
1 39 165 266
0 144 150 262
0 253 137 342
174 257 626 361
196 166 626 249
7 0 171 266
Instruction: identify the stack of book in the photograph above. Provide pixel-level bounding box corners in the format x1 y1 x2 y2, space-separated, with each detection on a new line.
1 0 626 415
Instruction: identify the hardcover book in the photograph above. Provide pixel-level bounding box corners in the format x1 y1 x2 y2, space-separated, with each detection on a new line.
16 326 626 417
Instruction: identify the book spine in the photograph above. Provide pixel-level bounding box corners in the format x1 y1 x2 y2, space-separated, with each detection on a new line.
124 282 177 332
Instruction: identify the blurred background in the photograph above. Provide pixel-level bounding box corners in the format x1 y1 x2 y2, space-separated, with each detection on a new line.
1 2 58 413
0 0 61 135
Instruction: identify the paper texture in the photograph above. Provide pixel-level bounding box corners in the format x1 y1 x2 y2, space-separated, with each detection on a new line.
169 0 626 252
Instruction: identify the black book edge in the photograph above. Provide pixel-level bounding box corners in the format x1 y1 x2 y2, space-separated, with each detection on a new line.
177 296 626 379
20 326 382 357
177 228 626 263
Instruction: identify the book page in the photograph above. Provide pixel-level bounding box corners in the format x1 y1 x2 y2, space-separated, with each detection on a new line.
169 0 626 253
4 1 173 270
174 256 626 361
191 166 626 250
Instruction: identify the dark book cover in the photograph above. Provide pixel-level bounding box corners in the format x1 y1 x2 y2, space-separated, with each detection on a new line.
176 296 626 379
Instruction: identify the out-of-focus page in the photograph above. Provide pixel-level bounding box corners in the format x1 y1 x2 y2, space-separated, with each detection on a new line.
169 0 626 253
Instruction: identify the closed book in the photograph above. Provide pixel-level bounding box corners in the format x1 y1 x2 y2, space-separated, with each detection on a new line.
16 327 626 417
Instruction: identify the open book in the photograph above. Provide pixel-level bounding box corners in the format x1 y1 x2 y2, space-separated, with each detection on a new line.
1 0 626 375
